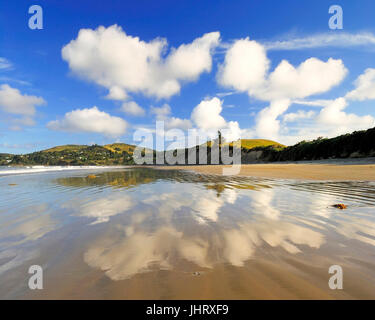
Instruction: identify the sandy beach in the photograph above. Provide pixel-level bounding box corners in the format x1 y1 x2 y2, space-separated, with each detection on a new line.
1 167 375 299
154 160 375 181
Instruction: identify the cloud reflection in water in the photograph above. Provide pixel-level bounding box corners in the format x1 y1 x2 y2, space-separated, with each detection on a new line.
81 184 327 280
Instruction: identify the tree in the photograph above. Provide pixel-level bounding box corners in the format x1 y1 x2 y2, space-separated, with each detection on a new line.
218 130 222 146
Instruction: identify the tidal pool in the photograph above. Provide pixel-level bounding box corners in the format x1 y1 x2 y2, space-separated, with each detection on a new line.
0 168 374 299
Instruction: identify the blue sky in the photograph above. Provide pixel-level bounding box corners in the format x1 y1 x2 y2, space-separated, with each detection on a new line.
1 0 375 153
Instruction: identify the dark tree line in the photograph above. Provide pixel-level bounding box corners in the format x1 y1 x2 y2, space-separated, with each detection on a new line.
5 145 135 166
2 127 375 166
248 127 375 162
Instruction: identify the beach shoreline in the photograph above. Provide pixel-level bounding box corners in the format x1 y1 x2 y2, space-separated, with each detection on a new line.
152 159 375 181
1 165 375 299
2 158 375 181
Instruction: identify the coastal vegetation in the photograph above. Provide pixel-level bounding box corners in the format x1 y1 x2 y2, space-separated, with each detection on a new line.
0 153 12 166
2 144 135 166
1 127 374 166
250 126 375 162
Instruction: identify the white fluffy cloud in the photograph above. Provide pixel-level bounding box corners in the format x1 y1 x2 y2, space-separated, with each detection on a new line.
47 106 128 137
0 84 45 116
255 99 290 139
0 84 45 130
150 104 172 119
166 117 193 131
166 32 220 81
121 101 145 116
147 98 241 142
281 66 375 143
217 38 269 92
218 38 348 140
62 25 220 100
223 121 242 142
191 97 226 130
226 43 375 143
106 86 128 101
151 104 192 130
262 58 347 101
317 98 375 129
218 38 347 101
275 98 375 145
191 97 241 141
346 68 375 101
285 66 375 142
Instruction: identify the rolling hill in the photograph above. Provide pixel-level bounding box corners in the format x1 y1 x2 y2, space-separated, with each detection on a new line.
8 144 135 166
43 143 138 155
236 139 285 150
104 143 137 154
248 127 375 162
2 127 375 166
204 139 285 150
43 145 88 153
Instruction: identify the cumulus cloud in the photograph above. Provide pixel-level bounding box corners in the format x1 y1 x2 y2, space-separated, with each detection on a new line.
255 99 290 139
190 97 241 141
346 68 375 101
106 86 128 101
218 38 347 101
218 38 348 140
0 84 45 116
62 25 220 99
281 65 375 143
151 104 192 130
146 98 240 143
275 97 375 145
317 97 375 129
47 106 128 137
191 97 226 130
120 101 145 116
224 121 242 142
261 58 347 101
217 38 269 93
166 32 220 81
166 117 193 130
151 104 172 119
0 84 45 129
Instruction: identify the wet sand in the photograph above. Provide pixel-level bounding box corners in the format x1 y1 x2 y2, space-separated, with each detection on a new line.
154 162 375 181
1 168 375 300
20 247 375 300
15 220 375 300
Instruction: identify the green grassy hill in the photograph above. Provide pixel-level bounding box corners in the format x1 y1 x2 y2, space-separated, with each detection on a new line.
104 143 137 154
236 139 285 150
42 145 87 153
9 144 135 166
2 127 374 166
205 139 284 150
42 143 139 155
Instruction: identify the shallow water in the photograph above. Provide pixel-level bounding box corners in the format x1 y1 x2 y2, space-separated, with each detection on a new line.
0 168 374 299
0 165 128 176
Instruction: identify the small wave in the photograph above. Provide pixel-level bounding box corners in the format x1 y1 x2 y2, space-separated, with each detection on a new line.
0 166 128 176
